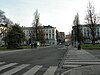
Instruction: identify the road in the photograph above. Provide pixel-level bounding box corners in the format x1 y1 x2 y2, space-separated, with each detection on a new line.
0 45 67 75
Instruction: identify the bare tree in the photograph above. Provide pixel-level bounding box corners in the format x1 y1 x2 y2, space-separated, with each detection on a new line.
73 13 81 44
32 9 40 42
38 27 45 44
85 2 100 45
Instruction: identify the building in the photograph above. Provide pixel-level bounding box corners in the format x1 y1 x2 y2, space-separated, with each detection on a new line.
71 24 100 45
22 25 58 45
42 25 57 45
65 34 71 42
57 32 65 44
22 27 34 45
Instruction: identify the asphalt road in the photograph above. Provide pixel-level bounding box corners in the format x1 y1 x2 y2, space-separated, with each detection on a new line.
0 45 67 75
0 45 66 66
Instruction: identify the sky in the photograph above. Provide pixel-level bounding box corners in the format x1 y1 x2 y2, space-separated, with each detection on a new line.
0 0 100 34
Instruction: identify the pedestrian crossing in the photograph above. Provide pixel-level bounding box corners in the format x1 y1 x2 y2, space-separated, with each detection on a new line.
43 66 58 75
0 62 58 75
22 65 43 75
62 59 100 68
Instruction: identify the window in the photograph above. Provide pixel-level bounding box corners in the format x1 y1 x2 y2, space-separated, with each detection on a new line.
84 28 87 37
52 30 54 33
49 34 51 39
49 30 51 33
52 34 54 39
97 28 99 36
52 42 55 44
46 33 48 39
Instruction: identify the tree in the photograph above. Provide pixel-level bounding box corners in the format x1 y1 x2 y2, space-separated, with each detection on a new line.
32 9 45 45
73 13 81 44
85 2 100 45
0 10 13 36
38 28 45 44
32 9 40 41
6 24 25 49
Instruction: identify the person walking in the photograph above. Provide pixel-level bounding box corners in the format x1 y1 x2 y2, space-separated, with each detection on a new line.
34 42 37 48
78 43 81 50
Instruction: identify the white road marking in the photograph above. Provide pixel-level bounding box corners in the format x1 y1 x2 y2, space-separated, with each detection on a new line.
43 66 58 75
0 63 17 71
0 62 5 65
2 64 29 75
22 65 42 75
63 65 81 68
0 61 58 75
64 61 100 65
64 60 100 62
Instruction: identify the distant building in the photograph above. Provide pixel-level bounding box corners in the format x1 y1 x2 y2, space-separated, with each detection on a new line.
57 32 65 43
42 25 57 45
71 24 100 44
22 27 34 45
65 34 71 42
22 25 58 45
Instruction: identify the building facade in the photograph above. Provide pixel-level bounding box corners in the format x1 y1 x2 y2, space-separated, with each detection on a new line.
57 32 65 43
42 25 57 45
22 25 58 45
22 27 34 45
71 24 100 45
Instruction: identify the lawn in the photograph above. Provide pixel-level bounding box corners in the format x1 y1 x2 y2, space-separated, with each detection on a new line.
81 44 100 50
0 46 7 50
0 45 32 51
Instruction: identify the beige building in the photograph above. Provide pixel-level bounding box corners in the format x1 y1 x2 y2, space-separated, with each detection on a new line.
42 25 57 45
22 25 58 45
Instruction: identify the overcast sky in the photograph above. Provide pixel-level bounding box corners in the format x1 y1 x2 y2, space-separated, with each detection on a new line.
0 0 100 34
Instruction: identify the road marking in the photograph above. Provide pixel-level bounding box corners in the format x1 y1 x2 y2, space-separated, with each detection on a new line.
0 61 58 75
22 65 42 75
0 63 17 71
64 60 100 62
64 62 100 65
0 62 5 65
62 65 81 68
64 58 81 60
43 66 57 75
2 64 29 75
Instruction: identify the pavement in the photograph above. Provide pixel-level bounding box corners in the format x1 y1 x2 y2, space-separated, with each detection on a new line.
61 46 100 75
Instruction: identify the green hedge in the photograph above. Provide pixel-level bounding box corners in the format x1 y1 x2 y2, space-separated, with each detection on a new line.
0 46 7 50
0 45 32 51
81 44 100 49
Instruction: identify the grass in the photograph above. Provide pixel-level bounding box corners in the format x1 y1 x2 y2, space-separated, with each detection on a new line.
0 45 32 51
81 44 100 49
22 45 31 49
0 46 7 50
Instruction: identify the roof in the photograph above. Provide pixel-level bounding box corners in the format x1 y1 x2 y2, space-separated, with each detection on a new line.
22 27 33 30
43 25 54 28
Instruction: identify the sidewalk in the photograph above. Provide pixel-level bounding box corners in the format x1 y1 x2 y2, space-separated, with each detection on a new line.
62 46 100 75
